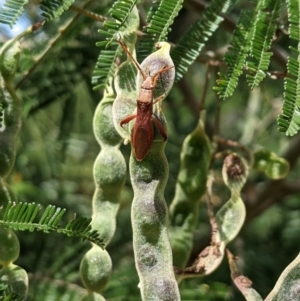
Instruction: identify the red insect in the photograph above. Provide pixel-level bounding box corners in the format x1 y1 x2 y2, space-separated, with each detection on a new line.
117 39 173 161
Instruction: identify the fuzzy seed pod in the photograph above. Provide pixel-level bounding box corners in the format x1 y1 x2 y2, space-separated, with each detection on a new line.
169 112 211 268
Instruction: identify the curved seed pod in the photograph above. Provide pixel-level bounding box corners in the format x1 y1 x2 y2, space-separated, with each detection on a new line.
130 141 180 301
176 153 248 279
222 153 248 195
112 13 177 299
128 50 179 299
0 40 22 185
169 111 211 268
91 87 126 243
253 149 289 180
227 249 263 301
0 40 21 84
265 253 300 301
80 84 126 299
80 7 140 300
0 37 28 299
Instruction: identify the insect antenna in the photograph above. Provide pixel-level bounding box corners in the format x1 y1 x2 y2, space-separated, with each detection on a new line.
116 38 147 81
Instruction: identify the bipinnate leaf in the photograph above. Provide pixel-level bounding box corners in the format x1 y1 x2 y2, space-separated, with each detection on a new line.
92 1 139 90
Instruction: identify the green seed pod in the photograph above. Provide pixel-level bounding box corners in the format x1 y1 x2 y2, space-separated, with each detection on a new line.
92 148 126 243
253 149 289 180
81 71 126 301
0 40 21 84
0 41 22 179
80 246 112 294
0 228 20 266
0 86 22 179
222 153 248 195
113 51 139 142
265 253 300 301
215 193 246 244
80 88 126 297
227 250 263 301
0 32 29 301
253 149 271 172
81 7 141 300
130 141 180 301
113 42 175 144
81 292 106 301
169 112 211 268
93 92 123 147
0 264 28 298
177 154 247 278
91 87 126 245
137 42 175 100
265 157 289 180
128 45 179 298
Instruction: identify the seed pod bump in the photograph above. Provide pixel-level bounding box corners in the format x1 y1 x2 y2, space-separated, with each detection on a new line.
139 247 158 268
137 42 175 100
222 153 248 193
0 264 28 297
80 246 112 294
0 228 20 266
0 41 21 83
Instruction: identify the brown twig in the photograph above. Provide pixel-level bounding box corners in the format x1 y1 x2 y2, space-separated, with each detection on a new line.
16 0 95 89
69 4 106 22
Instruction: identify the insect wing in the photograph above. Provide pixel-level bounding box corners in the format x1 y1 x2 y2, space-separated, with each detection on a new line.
133 125 154 161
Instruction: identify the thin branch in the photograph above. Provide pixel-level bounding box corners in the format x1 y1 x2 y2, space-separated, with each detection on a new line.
177 77 200 118
16 0 95 89
69 4 106 22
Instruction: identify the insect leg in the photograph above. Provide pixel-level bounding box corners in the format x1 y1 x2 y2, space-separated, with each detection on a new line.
120 114 137 127
152 65 174 87
151 116 167 141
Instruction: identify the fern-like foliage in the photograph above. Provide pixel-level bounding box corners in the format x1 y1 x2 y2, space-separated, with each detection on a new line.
0 0 28 27
171 0 233 82
39 0 75 21
138 0 184 61
0 284 23 301
215 9 256 98
2 292 23 301
215 0 283 98
92 0 138 90
246 0 281 88
92 49 120 90
0 202 104 247
277 0 300 135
